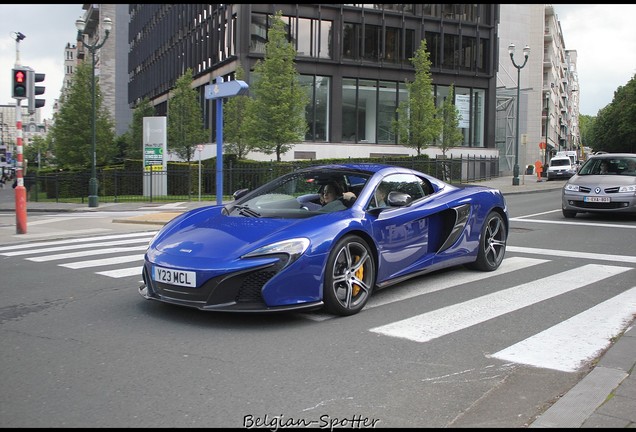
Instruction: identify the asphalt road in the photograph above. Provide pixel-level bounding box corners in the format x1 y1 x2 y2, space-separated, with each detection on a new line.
0 188 635 427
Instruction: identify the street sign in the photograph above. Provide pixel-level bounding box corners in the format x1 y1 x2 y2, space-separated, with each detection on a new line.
205 80 248 100
539 141 546 149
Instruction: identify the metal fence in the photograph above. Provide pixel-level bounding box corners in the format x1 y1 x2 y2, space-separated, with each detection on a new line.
25 155 499 203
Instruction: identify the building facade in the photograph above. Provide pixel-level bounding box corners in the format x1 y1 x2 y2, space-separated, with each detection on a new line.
496 4 581 175
68 3 132 136
128 4 502 162
0 104 46 175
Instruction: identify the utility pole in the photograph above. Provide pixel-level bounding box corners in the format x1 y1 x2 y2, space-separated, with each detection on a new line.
12 31 27 234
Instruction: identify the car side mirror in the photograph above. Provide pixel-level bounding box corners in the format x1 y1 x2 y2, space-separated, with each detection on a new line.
387 191 412 207
233 188 250 200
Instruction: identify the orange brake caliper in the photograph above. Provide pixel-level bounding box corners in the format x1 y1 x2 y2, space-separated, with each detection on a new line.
352 256 364 296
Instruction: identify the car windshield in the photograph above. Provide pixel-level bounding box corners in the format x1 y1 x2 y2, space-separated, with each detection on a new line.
578 157 636 176
550 159 571 167
226 168 372 218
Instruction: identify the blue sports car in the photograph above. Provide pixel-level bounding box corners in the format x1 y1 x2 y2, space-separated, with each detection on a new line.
139 164 508 316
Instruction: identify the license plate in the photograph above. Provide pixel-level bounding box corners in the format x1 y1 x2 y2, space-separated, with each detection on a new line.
584 196 610 203
153 266 197 288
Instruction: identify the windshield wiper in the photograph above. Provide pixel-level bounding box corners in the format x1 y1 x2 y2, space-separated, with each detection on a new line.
233 204 261 218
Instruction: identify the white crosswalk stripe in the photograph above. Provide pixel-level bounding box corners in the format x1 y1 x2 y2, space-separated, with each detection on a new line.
0 231 157 252
490 286 636 372
61 254 145 269
27 245 149 262
97 266 144 278
369 264 631 343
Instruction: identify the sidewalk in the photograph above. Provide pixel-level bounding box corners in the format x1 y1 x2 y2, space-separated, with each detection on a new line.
1 176 634 427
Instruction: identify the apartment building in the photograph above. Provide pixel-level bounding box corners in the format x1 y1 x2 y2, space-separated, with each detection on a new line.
497 4 580 174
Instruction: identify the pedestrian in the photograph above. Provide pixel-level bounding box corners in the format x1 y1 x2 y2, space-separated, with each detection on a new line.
534 160 543 182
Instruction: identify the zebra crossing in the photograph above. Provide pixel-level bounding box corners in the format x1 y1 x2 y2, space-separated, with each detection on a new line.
0 230 158 279
1 231 635 373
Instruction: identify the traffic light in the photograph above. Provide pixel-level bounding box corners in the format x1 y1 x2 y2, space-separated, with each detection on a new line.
12 68 28 99
27 69 45 114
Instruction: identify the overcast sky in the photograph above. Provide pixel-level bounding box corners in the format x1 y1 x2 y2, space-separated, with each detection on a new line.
1 4 635 120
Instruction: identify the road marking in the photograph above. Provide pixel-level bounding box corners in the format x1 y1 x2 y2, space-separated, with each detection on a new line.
513 209 562 219
60 254 144 269
366 256 548 309
490 286 636 372
369 264 632 343
139 202 187 210
9 228 114 240
507 246 636 264
3 237 153 256
510 217 636 229
0 231 157 252
302 257 548 321
97 266 143 278
27 245 149 262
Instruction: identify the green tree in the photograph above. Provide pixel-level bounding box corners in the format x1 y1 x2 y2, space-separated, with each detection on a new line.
245 10 308 162
394 39 442 155
24 135 49 169
223 65 254 159
127 97 156 160
50 61 115 169
578 114 594 150
167 68 208 163
440 84 464 157
589 74 636 153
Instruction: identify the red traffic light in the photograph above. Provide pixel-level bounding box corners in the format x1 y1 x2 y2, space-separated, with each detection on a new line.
12 68 28 99
15 70 26 83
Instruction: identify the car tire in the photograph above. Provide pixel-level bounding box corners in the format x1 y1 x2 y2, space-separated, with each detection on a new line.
467 211 507 272
323 235 375 316
562 209 577 218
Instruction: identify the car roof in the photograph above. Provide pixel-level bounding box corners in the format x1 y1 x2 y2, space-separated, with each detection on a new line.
588 153 636 159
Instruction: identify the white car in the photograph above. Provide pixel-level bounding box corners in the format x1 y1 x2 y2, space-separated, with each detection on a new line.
547 156 576 180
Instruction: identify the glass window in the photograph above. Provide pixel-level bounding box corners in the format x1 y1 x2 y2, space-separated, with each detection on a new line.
460 36 476 71
472 89 485 147
342 78 357 141
363 24 381 61
477 38 488 73
377 173 432 205
424 32 440 68
250 13 268 54
454 87 470 146
384 27 399 63
301 75 330 142
404 29 415 63
296 17 312 56
377 81 397 144
442 34 459 69
357 80 377 143
343 23 359 59
319 20 333 59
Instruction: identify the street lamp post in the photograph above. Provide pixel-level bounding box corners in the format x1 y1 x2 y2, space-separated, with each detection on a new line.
544 90 550 173
75 16 112 208
508 43 530 186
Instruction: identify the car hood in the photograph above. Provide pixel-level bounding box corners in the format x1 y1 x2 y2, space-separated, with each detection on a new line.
150 206 338 260
570 175 636 186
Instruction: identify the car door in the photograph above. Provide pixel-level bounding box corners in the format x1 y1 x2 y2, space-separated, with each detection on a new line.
369 173 448 282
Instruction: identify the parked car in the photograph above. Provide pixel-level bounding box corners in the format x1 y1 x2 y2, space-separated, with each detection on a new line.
562 153 636 218
139 163 509 316
547 156 577 180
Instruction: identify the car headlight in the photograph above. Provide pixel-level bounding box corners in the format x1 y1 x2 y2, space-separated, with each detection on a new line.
619 185 636 193
242 238 310 264
564 184 579 192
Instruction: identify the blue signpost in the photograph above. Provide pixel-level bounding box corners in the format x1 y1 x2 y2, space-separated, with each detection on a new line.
205 77 249 205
